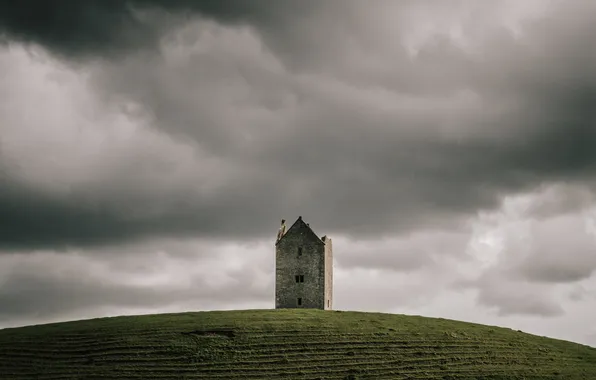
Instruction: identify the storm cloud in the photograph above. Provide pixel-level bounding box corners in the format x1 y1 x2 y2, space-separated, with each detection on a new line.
0 0 321 60
1 0 596 250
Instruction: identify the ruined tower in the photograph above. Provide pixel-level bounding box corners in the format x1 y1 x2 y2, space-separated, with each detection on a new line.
275 216 333 310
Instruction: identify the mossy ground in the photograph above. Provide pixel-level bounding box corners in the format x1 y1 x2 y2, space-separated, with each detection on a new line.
0 309 594 379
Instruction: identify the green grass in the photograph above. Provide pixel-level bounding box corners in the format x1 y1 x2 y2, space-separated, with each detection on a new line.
0 309 594 379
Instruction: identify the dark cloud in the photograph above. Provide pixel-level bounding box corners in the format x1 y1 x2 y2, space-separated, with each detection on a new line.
0 168 281 250
0 250 271 321
86 0 596 244
0 1 596 248
1 0 596 250
0 179 144 250
0 0 320 60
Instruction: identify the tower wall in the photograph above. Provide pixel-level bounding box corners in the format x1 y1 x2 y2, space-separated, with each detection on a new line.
275 219 327 310
323 236 333 310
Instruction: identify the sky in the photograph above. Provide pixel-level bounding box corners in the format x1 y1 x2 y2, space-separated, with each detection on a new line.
0 0 595 347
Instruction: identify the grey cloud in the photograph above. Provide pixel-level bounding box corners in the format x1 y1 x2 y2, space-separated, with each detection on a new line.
567 284 594 302
455 200 596 315
2 0 596 251
334 269 446 312
81 0 596 245
0 179 151 250
472 203 596 284
0 162 290 250
0 250 271 321
0 269 160 319
0 0 321 60
524 183 596 219
465 273 566 317
335 231 470 272
513 215 596 284
477 288 565 318
0 172 219 250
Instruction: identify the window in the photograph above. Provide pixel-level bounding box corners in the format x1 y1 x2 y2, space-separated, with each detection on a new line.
297 298 302 306
298 247 303 256
295 275 304 283
328 300 330 307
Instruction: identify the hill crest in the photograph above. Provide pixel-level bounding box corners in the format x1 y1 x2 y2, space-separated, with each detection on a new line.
0 309 594 379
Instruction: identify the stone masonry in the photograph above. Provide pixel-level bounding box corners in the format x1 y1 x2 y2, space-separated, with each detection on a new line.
275 216 333 310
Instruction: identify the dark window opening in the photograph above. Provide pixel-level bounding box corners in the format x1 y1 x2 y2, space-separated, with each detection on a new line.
298 247 302 256
297 298 302 306
295 275 304 283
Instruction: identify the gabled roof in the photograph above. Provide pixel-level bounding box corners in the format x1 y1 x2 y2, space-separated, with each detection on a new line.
275 216 325 246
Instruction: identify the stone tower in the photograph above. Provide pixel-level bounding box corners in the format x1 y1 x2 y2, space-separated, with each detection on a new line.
275 216 333 310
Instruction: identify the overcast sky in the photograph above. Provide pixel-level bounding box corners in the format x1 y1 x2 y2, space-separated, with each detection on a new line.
1 0 596 347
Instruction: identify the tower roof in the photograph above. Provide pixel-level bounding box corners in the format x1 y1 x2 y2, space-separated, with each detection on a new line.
275 216 326 246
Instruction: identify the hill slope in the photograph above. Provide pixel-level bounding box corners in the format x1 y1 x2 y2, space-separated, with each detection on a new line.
0 309 594 379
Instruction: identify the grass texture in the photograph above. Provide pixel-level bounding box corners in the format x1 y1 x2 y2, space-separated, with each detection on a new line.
0 309 594 379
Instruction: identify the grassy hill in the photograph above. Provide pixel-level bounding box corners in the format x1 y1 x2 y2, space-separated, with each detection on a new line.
0 309 594 379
